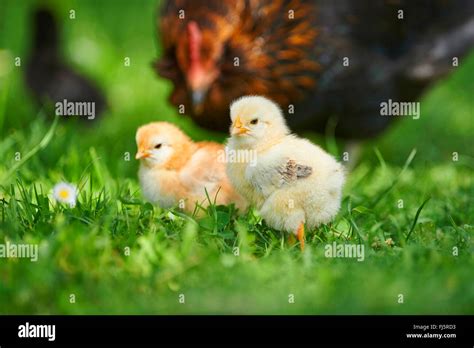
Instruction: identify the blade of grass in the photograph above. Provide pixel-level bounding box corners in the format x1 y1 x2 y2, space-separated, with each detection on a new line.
373 147 387 171
324 116 338 156
0 75 9 133
1 113 58 182
89 147 106 189
370 148 417 208
405 197 431 242
346 197 363 243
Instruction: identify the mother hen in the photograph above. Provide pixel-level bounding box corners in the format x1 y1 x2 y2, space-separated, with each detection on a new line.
155 0 474 139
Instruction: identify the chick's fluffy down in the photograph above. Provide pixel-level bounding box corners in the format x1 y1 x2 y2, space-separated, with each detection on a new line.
230 136 345 233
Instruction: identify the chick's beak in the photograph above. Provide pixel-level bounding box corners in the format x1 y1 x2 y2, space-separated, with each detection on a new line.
135 149 150 160
231 116 248 136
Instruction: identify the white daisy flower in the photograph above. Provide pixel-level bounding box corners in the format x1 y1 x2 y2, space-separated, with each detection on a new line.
52 182 77 208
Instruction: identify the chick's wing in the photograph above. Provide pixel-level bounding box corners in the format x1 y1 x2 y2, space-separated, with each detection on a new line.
179 143 225 194
280 159 313 182
249 155 312 197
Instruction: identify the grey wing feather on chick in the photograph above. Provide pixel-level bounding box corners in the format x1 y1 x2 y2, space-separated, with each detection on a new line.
250 158 313 197
279 159 313 184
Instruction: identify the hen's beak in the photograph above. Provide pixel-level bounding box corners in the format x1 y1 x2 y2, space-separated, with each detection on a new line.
191 89 207 115
231 116 249 136
135 149 151 159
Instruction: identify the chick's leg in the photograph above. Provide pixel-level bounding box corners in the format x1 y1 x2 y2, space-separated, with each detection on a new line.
296 222 305 251
287 223 305 251
259 192 305 251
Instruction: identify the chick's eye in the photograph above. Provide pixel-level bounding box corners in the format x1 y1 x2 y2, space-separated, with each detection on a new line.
250 118 259 125
154 144 162 149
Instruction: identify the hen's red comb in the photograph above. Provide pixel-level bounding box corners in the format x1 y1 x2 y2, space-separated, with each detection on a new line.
187 21 202 64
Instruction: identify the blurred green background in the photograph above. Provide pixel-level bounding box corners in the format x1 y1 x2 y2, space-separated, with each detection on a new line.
0 0 473 314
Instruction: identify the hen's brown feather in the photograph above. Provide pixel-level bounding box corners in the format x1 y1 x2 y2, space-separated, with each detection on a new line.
155 0 319 130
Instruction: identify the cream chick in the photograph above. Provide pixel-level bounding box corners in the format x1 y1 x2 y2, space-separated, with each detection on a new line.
226 96 345 250
136 122 246 213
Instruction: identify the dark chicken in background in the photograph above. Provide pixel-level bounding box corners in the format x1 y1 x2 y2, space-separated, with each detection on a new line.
155 0 474 139
26 8 106 121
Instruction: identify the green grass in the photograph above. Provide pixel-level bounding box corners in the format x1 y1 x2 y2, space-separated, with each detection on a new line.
0 0 473 314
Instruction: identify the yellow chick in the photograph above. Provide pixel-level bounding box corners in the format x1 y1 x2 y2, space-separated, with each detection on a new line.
226 96 345 250
136 122 246 213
